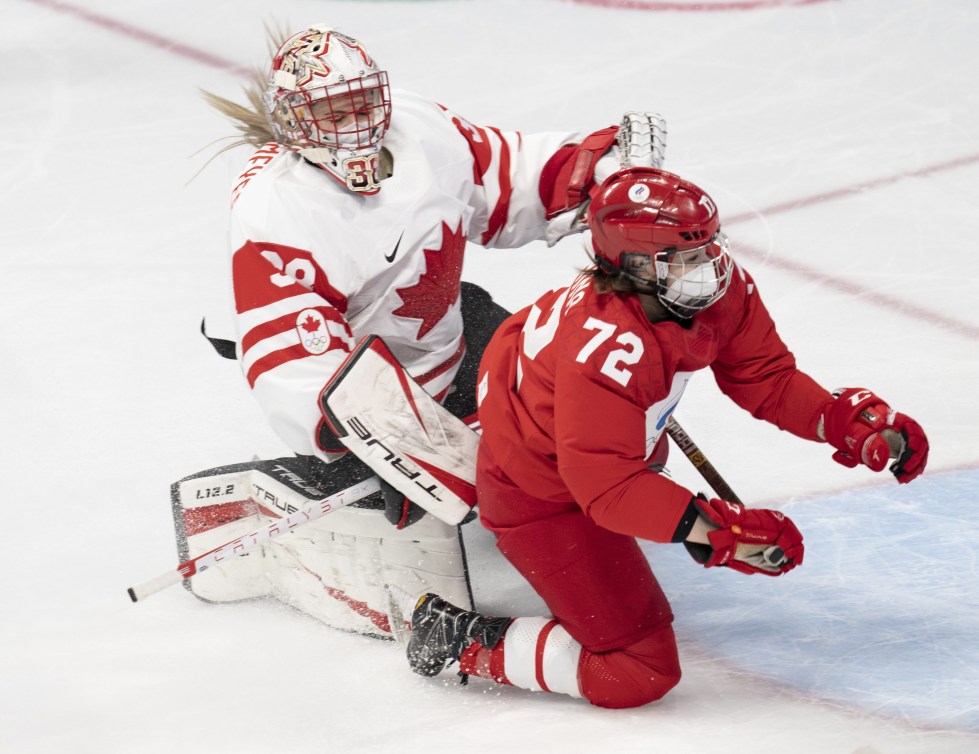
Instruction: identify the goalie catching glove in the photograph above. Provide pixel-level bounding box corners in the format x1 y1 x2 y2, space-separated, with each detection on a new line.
821 387 928 484
683 495 804 577
543 111 667 246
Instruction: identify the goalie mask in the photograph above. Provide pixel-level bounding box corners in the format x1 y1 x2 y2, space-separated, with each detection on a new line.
587 167 733 319
263 25 392 194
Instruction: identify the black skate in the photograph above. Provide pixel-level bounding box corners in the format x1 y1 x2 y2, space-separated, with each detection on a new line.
407 594 511 678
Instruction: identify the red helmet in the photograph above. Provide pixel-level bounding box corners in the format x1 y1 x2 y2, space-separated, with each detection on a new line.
587 167 732 318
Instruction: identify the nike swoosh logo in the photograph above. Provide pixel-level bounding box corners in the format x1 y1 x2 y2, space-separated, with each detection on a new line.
385 232 404 263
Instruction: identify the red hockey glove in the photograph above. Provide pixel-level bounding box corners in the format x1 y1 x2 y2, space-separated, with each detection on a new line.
684 496 804 577
822 388 929 484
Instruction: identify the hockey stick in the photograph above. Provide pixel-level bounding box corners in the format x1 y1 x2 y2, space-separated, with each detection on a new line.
665 416 743 505
127 477 381 603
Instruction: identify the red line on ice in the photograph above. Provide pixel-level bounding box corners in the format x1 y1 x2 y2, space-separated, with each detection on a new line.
565 0 836 11
22 0 251 76
26 0 978 339
725 154 979 340
725 152 979 226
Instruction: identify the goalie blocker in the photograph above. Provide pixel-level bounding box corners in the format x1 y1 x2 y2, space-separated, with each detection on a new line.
171 453 473 639
319 336 481 526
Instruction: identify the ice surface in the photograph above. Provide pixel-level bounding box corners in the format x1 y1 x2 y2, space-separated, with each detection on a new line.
644 469 979 730
3 1 978 752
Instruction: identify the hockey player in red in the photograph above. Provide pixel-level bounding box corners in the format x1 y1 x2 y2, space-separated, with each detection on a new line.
406 167 929 708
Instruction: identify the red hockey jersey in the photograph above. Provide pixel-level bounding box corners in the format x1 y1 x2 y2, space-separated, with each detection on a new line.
476 266 831 543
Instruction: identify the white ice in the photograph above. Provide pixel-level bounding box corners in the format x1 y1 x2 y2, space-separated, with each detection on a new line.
3 1 978 752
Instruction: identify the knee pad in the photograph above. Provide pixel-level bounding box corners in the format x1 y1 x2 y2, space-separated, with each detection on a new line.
579 625 681 709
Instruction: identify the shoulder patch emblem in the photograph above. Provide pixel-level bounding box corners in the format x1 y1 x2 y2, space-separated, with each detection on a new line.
296 309 330 354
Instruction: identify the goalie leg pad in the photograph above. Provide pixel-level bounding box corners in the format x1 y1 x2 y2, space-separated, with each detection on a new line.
171 462 270 603
172 456 472 638
266 504 472 639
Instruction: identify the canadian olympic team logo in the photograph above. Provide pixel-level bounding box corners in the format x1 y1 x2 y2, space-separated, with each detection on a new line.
296 309 331 355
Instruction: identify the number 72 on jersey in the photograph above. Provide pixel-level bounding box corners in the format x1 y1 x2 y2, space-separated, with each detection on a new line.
520 281 645 387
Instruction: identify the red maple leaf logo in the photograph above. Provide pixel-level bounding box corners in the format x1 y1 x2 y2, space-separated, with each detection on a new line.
300 314 322 333
393 222 465 339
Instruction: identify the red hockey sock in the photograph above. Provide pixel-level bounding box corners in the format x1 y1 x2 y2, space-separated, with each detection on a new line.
459 641 511 685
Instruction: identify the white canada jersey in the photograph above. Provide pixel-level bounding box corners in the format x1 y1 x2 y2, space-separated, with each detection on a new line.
228 89 582 460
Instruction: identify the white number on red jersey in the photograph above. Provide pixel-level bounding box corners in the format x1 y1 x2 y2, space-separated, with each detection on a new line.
521 289 570 360
521 292 645 387
577 317 644 387
261 249 317 290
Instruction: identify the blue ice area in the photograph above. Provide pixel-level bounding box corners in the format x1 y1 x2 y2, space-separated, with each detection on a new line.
644 469 979 730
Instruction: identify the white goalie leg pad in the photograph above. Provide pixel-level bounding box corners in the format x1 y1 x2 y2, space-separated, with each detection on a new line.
174 458 472 638
266 507 472 640
502 617 584 698
173 468 270 603
321 336 478 526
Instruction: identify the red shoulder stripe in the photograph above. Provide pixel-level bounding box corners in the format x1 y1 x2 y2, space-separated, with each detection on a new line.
481 126 513 245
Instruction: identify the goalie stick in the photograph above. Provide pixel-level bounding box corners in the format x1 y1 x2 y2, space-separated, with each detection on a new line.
665 416 786 569
127 477 380 603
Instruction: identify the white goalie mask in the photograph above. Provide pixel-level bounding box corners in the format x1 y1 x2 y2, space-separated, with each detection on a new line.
263 25 392 194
